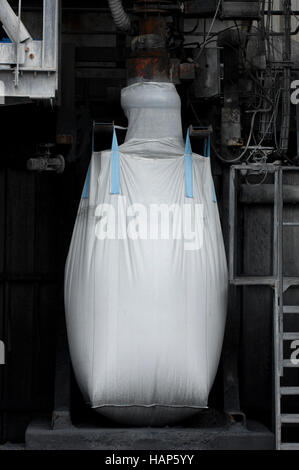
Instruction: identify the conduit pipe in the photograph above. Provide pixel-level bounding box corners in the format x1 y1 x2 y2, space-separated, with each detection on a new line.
108 0 131 32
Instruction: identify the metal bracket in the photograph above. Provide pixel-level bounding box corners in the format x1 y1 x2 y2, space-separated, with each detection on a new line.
225 410 247 427
0 0 59 101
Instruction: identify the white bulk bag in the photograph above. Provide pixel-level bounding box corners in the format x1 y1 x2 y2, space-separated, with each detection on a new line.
64 82 228 426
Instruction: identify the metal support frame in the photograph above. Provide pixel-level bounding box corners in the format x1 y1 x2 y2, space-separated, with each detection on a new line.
0 0 59 100
0 0 31 44
229 164 299 288
279 0 292 152
229 163 299 450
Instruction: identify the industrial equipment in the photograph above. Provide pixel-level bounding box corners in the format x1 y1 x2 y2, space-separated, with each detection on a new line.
1 0 299 451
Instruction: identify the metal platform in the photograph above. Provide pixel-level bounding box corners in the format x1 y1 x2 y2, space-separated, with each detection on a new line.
25 418 274 450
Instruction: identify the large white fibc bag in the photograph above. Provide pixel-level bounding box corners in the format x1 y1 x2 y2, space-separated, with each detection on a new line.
65 82 228 426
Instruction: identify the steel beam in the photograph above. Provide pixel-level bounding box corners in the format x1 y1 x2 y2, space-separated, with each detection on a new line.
0 0 31 43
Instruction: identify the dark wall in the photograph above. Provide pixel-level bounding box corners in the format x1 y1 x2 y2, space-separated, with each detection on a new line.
0 104 81 442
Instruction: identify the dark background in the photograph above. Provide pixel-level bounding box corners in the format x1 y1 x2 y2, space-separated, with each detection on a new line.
1 0 299 443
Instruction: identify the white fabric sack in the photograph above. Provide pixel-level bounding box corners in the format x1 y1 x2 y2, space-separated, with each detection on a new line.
65 82 228 426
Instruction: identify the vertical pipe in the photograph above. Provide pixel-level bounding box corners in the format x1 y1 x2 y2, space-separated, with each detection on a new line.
229 166 236 282
107 0 131 32
279 0 291 152
42 0 59 70
14 0 22 87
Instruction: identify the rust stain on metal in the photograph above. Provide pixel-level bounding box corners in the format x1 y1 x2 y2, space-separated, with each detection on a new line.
139 17 167 36
127 54 169 82
179 63 195 80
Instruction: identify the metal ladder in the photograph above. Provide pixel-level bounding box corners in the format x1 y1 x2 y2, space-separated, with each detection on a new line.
228 164 299 450
274 167 299 450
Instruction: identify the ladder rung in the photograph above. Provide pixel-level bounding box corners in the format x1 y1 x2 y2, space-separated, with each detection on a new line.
231 276 275 286
283 333 299 340
281 414 299 424
280 443 299 450
231 277 299 288
280 387 299 395
283 222 299 226
283 360 299 368
283 306 299 314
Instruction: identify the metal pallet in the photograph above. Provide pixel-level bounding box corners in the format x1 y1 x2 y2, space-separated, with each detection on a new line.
229 164 299 450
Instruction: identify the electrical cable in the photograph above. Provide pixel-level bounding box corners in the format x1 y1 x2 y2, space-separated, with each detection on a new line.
190 102 264 163
193 0 222 61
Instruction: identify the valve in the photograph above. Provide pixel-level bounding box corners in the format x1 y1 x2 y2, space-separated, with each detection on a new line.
27 143 65 174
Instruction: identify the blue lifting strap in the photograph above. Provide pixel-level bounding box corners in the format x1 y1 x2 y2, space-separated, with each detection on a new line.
111 127 120 195
82 164 91 199
204 135 216 203
184 128 193 198
212 179 217 203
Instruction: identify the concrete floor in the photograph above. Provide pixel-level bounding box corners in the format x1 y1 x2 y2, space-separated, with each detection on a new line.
25 418 274 450
0 443 25 450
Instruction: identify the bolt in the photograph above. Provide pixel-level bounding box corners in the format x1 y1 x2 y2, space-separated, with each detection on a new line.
29 53 34 60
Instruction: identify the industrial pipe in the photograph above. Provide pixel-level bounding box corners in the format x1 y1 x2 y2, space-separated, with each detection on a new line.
217 29 243 153
0 0 31 43
107 0 131 32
